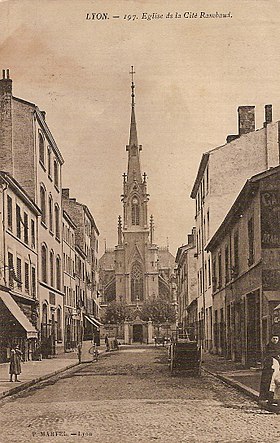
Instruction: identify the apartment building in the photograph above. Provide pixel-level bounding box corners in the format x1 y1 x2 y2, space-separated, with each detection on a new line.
207 166 280 366
190 104 280 350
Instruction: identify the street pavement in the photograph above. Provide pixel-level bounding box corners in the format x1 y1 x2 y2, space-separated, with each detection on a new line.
202 352 261 400
0 345 279 443
0 342 106 400
0 344 262 402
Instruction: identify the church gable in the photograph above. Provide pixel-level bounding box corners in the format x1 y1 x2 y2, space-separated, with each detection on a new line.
127 243 144 266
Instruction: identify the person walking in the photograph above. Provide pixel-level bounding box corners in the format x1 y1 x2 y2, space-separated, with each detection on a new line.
77 342 82 363
105 334 109 352
9 345 23 382
259 335 280 407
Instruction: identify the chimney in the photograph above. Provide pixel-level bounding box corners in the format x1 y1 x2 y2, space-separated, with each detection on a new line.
264 104 272 127
238 106 255 136
187 233 193 245
0 69 12 95
62 188 70 199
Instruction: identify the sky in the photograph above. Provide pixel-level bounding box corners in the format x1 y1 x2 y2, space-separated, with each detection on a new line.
1 0 280 256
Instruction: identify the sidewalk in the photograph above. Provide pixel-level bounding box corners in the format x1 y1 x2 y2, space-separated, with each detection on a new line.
202 352 261 401
0 343 107 400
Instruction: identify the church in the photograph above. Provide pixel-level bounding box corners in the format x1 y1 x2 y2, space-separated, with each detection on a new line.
99 69 175 343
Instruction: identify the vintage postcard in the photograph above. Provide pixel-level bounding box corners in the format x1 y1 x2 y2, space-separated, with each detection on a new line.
1 0 280 442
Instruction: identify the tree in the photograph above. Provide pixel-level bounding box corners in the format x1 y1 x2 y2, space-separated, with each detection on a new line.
102 300 132 324
140 296 176 324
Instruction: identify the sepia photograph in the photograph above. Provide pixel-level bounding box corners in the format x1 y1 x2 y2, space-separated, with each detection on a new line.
1 0 280 441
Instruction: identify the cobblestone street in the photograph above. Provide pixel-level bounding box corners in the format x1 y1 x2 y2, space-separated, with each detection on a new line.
1 346 280 443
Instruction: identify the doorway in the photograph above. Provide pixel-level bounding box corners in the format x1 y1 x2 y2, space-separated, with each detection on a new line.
247 291 261 365
133 324 143 343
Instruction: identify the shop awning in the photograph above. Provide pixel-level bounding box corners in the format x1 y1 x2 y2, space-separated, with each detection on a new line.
84 314 103 328
0 291 38 339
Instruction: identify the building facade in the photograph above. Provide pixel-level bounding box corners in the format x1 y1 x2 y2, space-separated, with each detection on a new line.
62 189 100 341
62 210 79 350
190 104 280 350
207 166 280 366
0 172 39 362
0 69 65 356
175 228 197 338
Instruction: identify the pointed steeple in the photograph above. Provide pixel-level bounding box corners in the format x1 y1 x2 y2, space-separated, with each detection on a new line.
129 67 138 147
126 66 142 184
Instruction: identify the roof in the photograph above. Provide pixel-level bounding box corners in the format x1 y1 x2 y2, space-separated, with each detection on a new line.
99 250 115 269
0 171 41 215
190 153 209 198
206 165 280 251
62 209 77 230
190 125 267 199
158 248 175 269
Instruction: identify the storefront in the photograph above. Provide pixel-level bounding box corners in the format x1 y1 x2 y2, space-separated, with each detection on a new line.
0 291 38 362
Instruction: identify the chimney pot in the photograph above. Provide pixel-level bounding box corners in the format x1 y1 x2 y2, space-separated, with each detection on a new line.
0 69 12 95
265 104 272 125
238 106 255 136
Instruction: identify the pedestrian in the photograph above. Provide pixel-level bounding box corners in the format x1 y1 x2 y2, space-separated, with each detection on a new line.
9 345 23 382
77 342 82 364
104 334 109 352
259 335 280 407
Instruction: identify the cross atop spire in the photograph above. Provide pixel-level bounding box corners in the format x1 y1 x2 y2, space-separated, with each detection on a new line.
130 65 135 83
130 66 135 108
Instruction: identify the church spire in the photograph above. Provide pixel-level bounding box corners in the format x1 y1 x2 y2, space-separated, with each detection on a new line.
129 66 138 147
126 66 142 184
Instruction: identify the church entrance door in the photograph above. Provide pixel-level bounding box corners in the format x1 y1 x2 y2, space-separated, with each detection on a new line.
133 324 143 343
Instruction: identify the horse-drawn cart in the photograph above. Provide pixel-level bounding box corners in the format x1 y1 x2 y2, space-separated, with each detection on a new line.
169 335 202 376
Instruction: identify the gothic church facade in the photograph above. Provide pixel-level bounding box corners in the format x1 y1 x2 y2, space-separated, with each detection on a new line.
99 72 175 311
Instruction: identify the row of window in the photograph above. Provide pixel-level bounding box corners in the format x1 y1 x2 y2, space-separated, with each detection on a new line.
41 244 61 291
7 251 36 296
39 131 60 189
40 185 60 240
7 196 36 248
62 222 75 247
63 253 75 277
196 209 210 254
212 227 243 292
76 255 85 280
64 286 76 308
197 256 212 295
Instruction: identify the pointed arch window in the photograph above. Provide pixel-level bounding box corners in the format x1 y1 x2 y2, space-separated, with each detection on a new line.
131 197 140 225
131 262 143 301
